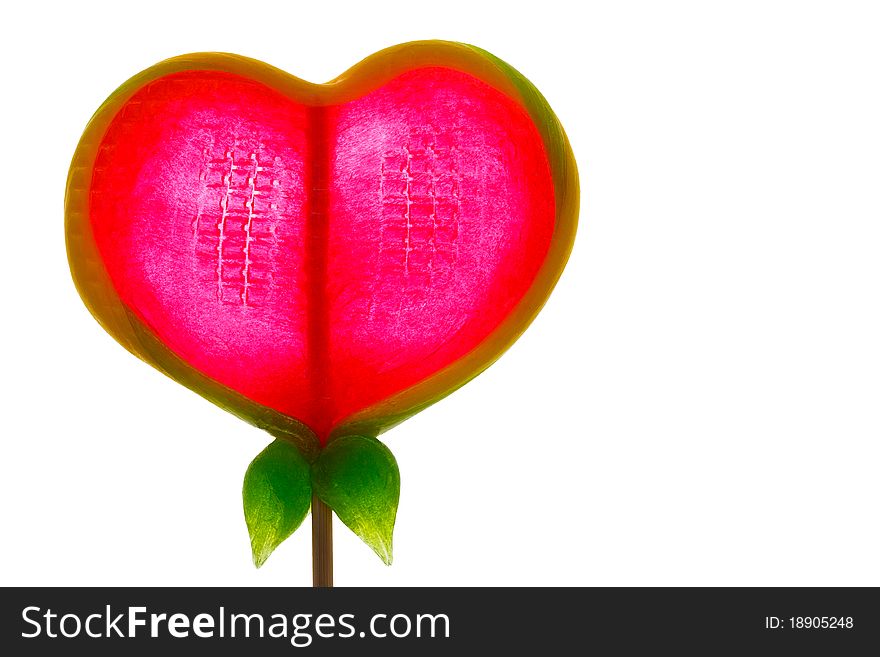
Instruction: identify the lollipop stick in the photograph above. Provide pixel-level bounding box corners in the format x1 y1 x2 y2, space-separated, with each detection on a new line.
311 494 333 587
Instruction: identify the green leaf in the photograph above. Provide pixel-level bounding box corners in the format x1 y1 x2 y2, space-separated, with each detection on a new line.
242 439 312 568
311 435 400 565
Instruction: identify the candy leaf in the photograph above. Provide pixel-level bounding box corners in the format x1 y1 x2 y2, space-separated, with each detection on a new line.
311 435 400 565
243 439 312 568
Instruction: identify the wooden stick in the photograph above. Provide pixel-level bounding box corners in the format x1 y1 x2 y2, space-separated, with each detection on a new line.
311 494 333 587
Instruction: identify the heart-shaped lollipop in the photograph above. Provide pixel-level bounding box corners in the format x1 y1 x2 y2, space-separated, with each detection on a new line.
66 41 578 585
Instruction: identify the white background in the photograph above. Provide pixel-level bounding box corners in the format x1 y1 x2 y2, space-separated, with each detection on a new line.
1 0 879 587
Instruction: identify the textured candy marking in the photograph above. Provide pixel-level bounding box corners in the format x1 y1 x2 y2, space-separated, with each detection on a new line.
197 143 285 306
242 151 262 305
379 127 461 285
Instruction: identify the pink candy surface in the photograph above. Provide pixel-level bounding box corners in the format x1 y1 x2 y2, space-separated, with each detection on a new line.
90 68 555 440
